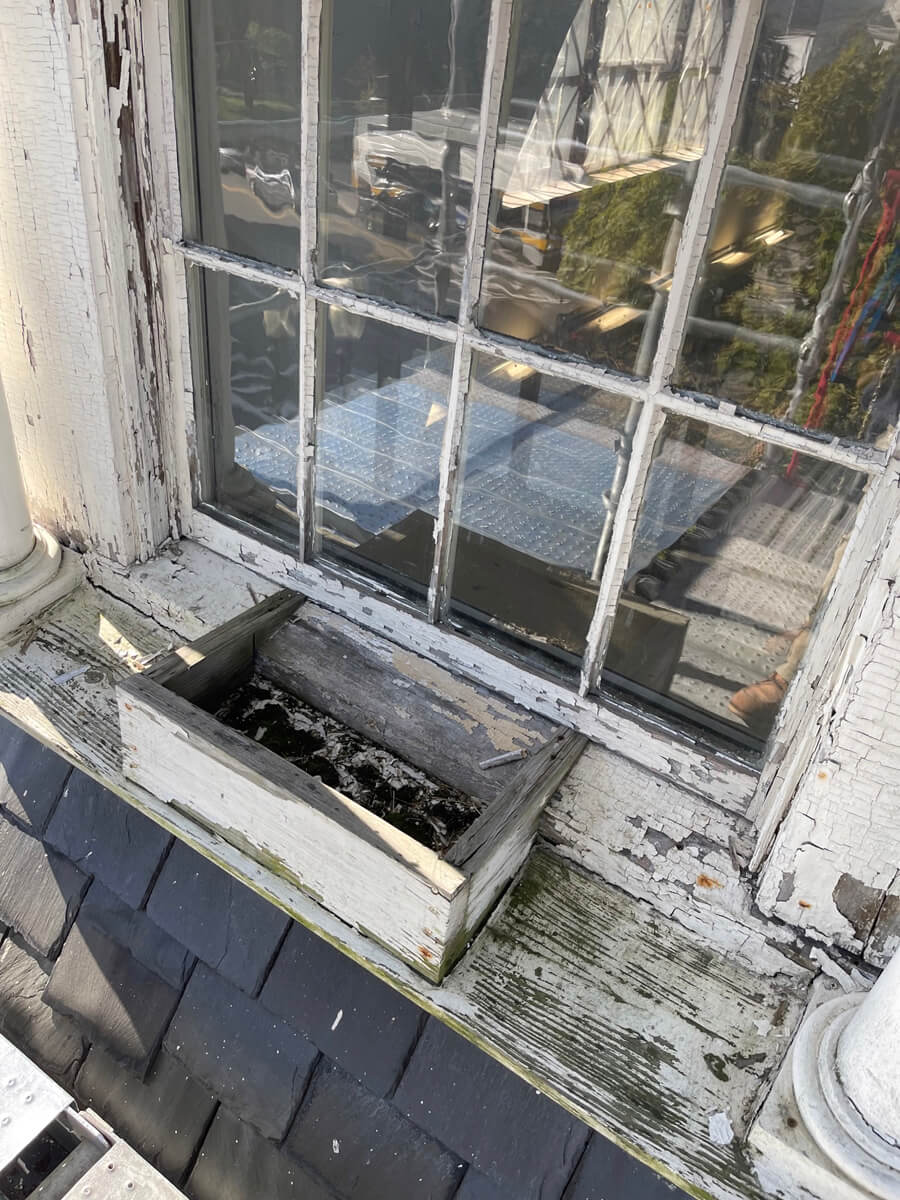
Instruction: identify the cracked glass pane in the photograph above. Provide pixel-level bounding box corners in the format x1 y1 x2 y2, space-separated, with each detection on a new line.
603 416 866 744
183 0 301 270
675 0 900 446
317 0 491 317
479 0 730 375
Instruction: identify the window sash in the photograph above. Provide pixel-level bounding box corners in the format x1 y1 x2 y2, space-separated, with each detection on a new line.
169 0 890 757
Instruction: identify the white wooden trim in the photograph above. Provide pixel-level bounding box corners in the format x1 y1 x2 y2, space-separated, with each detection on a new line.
426 0 515 622
748 454 900 864
580 403 665 694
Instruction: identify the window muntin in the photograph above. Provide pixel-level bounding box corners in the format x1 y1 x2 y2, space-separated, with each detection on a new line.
196 268 300 545
675 1 900 445
185 0 302 270
175 0 895 754
605 417 866 740
446 354 635 671
478 0 730 374
313 310 452 599
318 0 491 317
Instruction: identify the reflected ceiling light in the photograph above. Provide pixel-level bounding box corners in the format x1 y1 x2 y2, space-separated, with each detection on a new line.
490 361 534 381
590 305 643 332
715 250 752 267
754 227 792 246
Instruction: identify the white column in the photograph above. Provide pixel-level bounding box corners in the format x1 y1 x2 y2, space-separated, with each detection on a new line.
0 382 35 571
792 951 900 1198
837 954 900 1149
0 375 80 636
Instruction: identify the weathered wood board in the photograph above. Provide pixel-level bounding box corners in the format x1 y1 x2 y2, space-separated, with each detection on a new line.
117 589 586 980
0 564 816 1199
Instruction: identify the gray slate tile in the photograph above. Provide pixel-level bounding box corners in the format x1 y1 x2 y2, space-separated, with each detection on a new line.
395 1019 590 1200
187 1107 338 1200
147 840 289 994
0 814 88 957
44 772 171 908
75 1045 217 1185
43 885 184 1072
0 936 86 1086
261 922 422 1095
563 1133 687 1199
165 963 318 1140
286 1061 464 1200
456 1170 516 1200
70 883 193 989
0 717 70 833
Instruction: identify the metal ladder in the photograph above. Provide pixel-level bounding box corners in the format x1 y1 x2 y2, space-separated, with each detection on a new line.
0 1037 181 1199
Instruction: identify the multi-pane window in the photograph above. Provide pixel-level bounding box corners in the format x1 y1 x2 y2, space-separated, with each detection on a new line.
174 0 900 749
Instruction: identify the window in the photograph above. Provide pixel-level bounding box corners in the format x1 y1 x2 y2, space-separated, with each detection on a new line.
173 0 900 751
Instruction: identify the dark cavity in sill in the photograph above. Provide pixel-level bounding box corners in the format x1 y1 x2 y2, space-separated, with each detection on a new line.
215 675 483 854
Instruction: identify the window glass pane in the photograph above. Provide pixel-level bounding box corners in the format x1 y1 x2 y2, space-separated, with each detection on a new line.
195 268 300 545
676 1 900 445
185 0 301 269
605 416 866 742
313 307 453 599
447 353 637 673
318 0 491 316
479 0 730 374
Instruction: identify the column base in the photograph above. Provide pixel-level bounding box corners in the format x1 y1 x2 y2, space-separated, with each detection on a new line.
750 988 900 1200
0 529 83 641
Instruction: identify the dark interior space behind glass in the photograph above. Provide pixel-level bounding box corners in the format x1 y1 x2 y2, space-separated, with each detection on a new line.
179 0 900 752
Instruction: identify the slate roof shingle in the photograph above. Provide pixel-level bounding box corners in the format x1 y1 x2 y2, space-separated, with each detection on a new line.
45 771 171 908
147 839 290 994
0 715 689 1200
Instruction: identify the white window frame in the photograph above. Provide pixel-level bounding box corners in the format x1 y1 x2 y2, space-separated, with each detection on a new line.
156 0 896 817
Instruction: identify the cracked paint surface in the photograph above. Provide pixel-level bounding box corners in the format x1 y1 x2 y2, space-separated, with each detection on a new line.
757 564 900 966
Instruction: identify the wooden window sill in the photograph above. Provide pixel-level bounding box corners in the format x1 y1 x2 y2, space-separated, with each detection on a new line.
0 540 820 1200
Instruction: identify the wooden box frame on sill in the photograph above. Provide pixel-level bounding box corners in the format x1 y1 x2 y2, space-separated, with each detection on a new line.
117 590 587 981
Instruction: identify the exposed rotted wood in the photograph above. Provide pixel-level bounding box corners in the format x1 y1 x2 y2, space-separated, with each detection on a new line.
192 517 759 813
119 673 466 980
145 589 303 703
449 731 588 868
544 743 812 979
122 590 578 979
0 567 816 1198
261 605 556 801
452 849 810 1200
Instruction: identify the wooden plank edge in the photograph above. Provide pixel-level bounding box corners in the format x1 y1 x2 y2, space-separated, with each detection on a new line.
118 673 466 901
144 587 303 687
447 731 590 867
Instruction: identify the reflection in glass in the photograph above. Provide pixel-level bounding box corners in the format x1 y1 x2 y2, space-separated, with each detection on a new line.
447 354 636 672
605 417 866 743
479 0 729 373
197 267 300 545
676 1 900 445
185 0 301 269
318 0 490 316
313 307 453 599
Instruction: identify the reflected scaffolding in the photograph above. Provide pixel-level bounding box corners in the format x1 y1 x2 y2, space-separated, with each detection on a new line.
479 0 729 374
